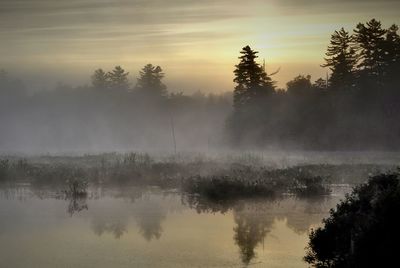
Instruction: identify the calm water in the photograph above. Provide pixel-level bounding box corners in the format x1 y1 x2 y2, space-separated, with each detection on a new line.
0 185 347 268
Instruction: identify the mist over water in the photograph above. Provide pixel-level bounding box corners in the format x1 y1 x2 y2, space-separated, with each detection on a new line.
1 1 400 266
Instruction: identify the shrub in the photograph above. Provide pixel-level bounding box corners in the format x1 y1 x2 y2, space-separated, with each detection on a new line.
304 171 400 267
65 178 88 197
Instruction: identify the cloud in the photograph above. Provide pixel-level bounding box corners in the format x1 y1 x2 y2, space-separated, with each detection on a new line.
0 0 399 92
273 0 400 14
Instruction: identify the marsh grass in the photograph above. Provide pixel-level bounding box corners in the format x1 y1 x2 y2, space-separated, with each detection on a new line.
182 169 331 200
182 175 277 201
64 178 88 197
0 153 393 201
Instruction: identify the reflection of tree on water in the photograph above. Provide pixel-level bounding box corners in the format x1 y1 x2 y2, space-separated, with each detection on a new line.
182 193 233 214
66 196 88 216
183 193 339 266
133 199 166 241
183 194 276 266
233 207 274 266
63 179 89 216
89 192 169 241
91 218 127 239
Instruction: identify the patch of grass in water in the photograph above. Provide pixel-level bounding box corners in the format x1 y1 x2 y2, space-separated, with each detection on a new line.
64 178 88 197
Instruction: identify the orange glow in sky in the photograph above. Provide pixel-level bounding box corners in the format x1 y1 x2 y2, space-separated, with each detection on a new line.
0 0 399 92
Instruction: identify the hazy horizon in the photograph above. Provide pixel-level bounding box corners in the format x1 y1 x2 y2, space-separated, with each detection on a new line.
1 0 399 92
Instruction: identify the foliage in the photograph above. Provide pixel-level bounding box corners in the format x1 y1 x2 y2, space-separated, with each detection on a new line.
91 68 109 90
183 168 331 201
183 175 277 200
233 45 275 110
135 64 167 99
305 171 400 267
65 178 88 197
228 18 400 149
107 66 130 91
2 18 400 150
287 75 313 95
353 19 387 87
322 28 356 90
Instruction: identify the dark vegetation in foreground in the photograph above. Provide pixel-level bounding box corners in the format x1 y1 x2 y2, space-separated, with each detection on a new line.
305 171 400 268
0 153 393 201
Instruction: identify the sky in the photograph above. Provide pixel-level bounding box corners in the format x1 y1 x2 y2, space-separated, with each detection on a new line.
0 0 399 92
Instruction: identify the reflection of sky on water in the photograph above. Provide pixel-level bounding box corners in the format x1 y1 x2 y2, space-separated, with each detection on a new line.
0 185 345 267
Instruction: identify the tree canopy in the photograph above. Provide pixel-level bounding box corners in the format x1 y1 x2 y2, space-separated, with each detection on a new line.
107 66 130 91
135 64 167 99
233 45 275 110
322 28 356 91
305 171 400 267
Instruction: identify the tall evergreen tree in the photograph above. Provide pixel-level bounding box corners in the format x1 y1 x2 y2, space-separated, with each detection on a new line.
353 19 387 87
233 46 275 111
322 28 356 90
135 64 167 98
383 24 400 85
91 68 109 90
107 66 130 91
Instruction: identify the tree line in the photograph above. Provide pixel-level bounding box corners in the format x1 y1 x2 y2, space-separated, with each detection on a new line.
0 18 399 151
229 19 400 149
0 64 231 152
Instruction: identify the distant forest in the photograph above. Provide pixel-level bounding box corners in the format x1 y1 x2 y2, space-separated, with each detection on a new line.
0 19 399 152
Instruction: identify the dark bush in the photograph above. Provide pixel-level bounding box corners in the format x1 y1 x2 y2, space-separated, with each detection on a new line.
305 171 400 267
183 175 277 201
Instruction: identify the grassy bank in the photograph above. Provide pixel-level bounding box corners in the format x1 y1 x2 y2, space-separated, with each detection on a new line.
0 153 395 200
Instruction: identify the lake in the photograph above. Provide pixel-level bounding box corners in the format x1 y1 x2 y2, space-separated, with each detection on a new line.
0 184 347 268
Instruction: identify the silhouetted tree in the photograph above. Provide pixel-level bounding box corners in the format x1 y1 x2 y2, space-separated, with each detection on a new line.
312 78 328 91
305 172 400 267
91 68 109 90
353 19 387 89
135 64 167 99
233 46 275 110
228 46 276 145
381 24 400 125
287 75 313 95
107 66 130 91
322 28 356 90
383 24 400 86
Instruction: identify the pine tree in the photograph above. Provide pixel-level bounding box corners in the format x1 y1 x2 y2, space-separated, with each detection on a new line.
135 64 167 98
91 69 109 90
322 28 356 90
233 46 275 111
107 66 130 91
383 24 400 85
353 19 387 87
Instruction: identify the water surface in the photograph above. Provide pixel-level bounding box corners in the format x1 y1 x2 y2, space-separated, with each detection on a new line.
0 185 346 267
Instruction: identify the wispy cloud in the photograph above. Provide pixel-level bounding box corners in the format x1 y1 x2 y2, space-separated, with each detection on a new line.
0 0 399 91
